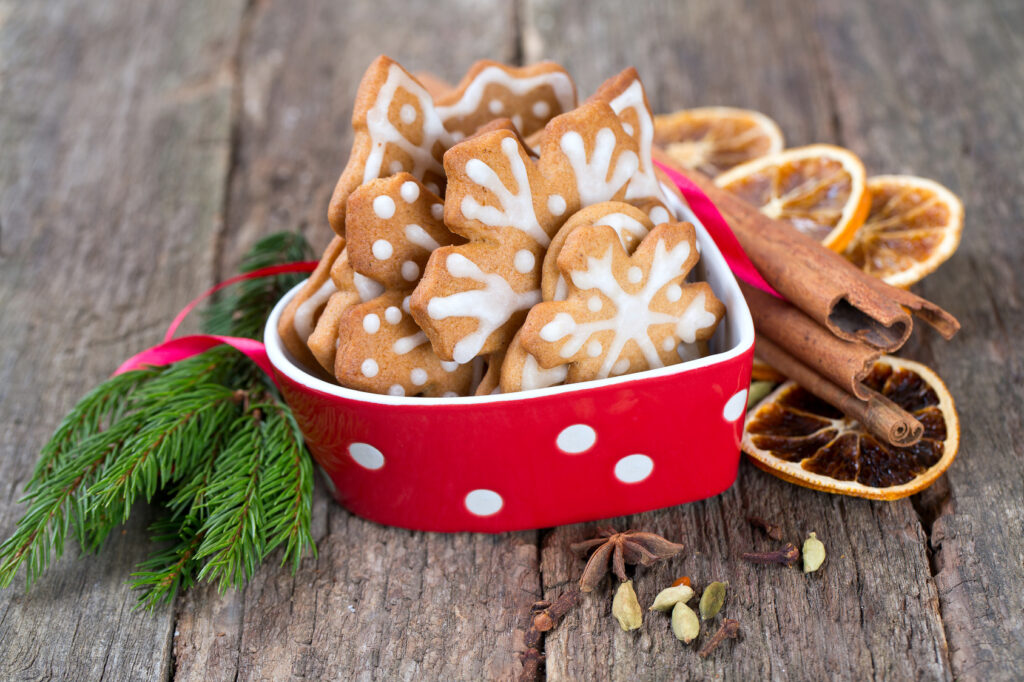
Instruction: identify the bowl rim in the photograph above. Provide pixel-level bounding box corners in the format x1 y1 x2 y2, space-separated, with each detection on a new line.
264 189 755 406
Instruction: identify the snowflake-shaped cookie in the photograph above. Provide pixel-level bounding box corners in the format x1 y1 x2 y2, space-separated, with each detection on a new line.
519 221 725 382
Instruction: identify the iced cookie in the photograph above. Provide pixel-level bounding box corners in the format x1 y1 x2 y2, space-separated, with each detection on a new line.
278 236 347 373
519 221 725 383
472 349 507 396
306 248 380 373
410 101 643 364
435 60 576 140
499 329 569 393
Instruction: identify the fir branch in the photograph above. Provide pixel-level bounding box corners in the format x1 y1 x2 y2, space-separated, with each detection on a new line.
129 515 204 611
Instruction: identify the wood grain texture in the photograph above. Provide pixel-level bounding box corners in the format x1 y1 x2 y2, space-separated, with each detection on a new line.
172 1 539 680
0 0 245 678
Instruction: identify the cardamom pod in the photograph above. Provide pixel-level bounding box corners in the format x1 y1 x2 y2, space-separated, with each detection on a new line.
699 581 727 620
803 532 826 573
671 601 700 643
612 580 643 631
747 381 776 409
649 584 694 612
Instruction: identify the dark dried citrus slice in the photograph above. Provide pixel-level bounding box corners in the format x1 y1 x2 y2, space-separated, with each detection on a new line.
742 356 958 499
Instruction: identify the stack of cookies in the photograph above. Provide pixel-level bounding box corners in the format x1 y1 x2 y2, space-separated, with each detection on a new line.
279 56 726 397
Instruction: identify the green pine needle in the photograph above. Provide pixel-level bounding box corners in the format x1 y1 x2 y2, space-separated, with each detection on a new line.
0 231 318 607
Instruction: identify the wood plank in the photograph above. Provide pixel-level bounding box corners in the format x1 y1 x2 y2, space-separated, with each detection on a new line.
0 0 246 678
524 0 953 679
171 2 539 680
811 0 1024 676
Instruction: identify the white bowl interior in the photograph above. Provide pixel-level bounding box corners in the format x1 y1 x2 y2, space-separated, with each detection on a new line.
264 188 755 405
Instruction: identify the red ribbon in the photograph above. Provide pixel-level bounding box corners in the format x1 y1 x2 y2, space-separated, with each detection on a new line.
114 169 774 377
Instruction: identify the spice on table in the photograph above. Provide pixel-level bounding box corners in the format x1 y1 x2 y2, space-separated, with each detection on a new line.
742 542 800 566
671 601 700 643
699 581 727 620
802 532 826 573
570 527 685 592
747 515 784 541
671 576 692 587
698 618 740 657
612 580 643 631
519 587 580 682
650 584 694 612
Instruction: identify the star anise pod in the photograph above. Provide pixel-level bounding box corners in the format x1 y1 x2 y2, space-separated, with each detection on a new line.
569 527 685 592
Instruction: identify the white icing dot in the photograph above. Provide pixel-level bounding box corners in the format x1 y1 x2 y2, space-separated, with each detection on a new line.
425 182 440 194
402 295 412 313
628 266 643 283
556 424 596 454
385 306 402 324
401 260 420 281
587 295 602 312
587 340 602 357
372 239 393 260
410 368 428 385
348 442 384 470
450 131 465 142
649 206 670 225
662 336 676 352
373 195 395 219
400 103 416 124
389 160 404 174
513 249 535 274
622 122 634 136
441 361 459 372
465 489 503 516
615 454 653 483
612 358 630 375
400 181 420 203
532 100 550 118
363 313 381 334
665 283 682 302
489 99 504 114
442 391 459 397
547 194 566 216
360 358 379 378
723 389 749 422
431 203 444 220
388 384 405 396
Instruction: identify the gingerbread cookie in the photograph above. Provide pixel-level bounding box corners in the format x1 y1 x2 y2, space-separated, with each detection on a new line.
472 349 507 396
435 60 576 140
499 329 569 393
410 101 644 364
278 236 347 374
519 221 725 383
306 248 378 372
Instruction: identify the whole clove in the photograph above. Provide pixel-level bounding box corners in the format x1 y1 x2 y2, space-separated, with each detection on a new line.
519 587 580 682
742 543 800 566
747 515 784 541
698 618 740 657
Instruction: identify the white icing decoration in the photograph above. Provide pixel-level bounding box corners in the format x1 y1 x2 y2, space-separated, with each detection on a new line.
461 137 550 247
373 195 395 219
547 194 566 216
649 206 670 225
513 249 535 274
558 128 639 205
540 236 715 378
441 360 459 372
427 252 540 364
464 489 503 516
363 64 451 184
431 203 444 220
435 66 575 125
511 114 523 132
587 295 602 312
611 358 630 375
361 358 379 378
622 122 634 136
393 331 427 355
410 368 428 385
677 342 703 362
442 391 459 397
627 266 643 283
389 160 404 174
587 340 602 357
353 273 385 301
426 181 440 194
532 100 550 118
404 223 440 251
388 384 405 396
363 313 381 334
662 336 675 352
521 353 568 391
488 98 504 114
372 239 393 260
401 295 412 313
400 104 416 124
594 212 649 245
384 306 402 324
293 279 336 341
401 260 420 281
400 180 420 203
608 78 665 203
665 283 682 302
556 424 596 453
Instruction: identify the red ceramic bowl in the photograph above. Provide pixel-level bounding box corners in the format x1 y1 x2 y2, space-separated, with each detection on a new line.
265 195 754 532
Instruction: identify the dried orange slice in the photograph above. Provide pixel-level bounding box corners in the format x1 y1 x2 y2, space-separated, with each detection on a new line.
751 357 785 382
653 106 784 176
843 175 964 288
743 356 958 500
715 145 870 251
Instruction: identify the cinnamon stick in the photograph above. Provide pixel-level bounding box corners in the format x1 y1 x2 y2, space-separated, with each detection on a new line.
652 149 960 350
740 281 880 400
755 336 923 447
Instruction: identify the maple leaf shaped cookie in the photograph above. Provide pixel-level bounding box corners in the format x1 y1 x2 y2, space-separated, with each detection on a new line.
410 101 644 364
519 221 726 382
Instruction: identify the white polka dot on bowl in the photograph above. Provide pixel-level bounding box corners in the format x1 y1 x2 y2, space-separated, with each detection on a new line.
348 442 385 470
556 424 596 454
465 489 503 516
615 454 653 483
723 389 748 422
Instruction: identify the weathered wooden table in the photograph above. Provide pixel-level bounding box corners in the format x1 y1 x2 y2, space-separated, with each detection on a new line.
2 0 1021 679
